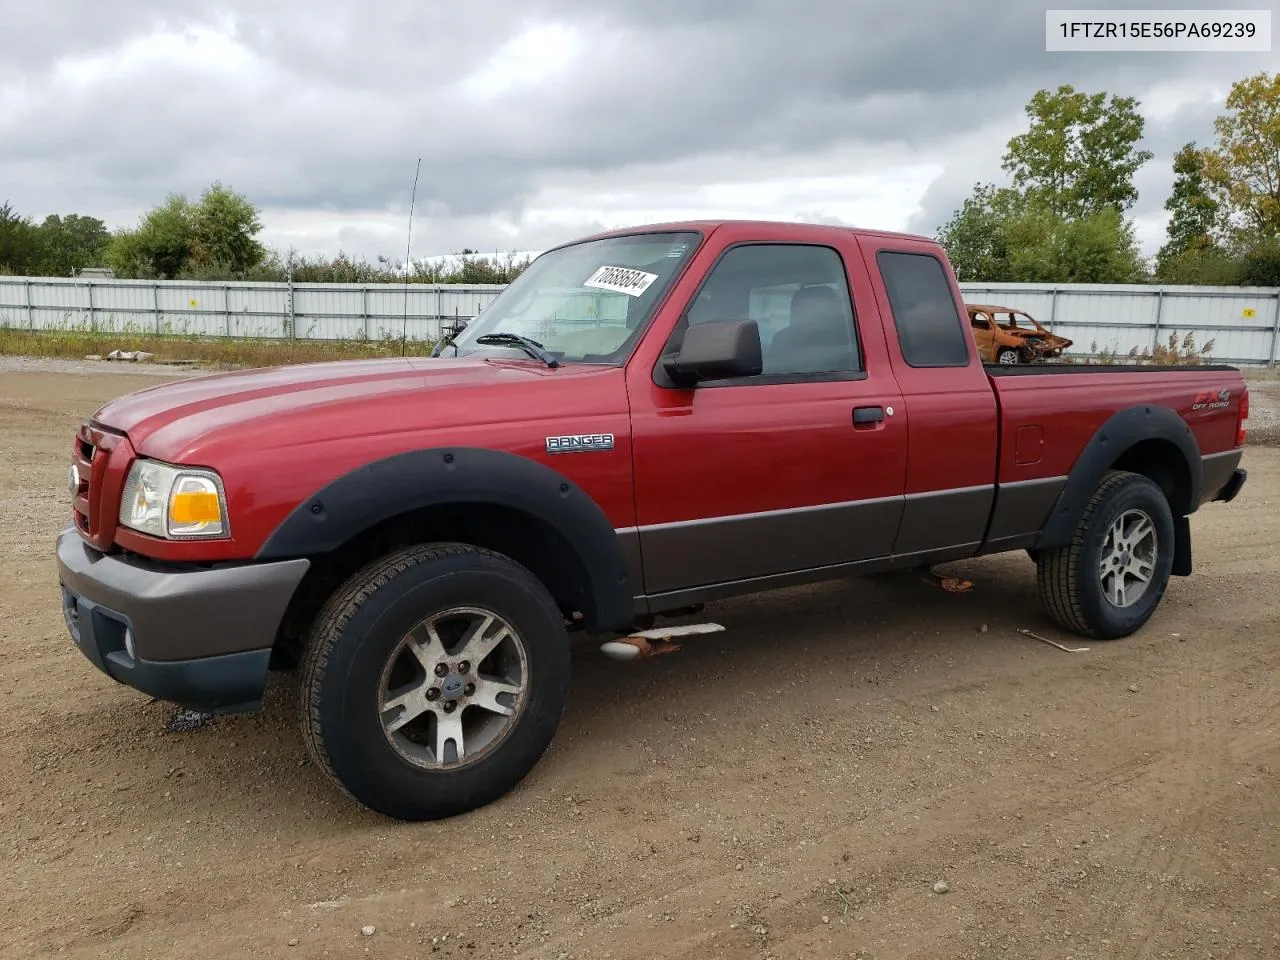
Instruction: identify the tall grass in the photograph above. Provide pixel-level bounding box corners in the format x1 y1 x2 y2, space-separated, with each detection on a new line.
0 326 439 368
1082 330 1216 366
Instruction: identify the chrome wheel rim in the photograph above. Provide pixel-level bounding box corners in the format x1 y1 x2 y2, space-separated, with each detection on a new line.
1098 509 1158 608
998 350 1020 364
378 606 528 769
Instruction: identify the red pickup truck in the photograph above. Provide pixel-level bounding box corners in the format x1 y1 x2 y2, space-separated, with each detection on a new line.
56 220 1249 821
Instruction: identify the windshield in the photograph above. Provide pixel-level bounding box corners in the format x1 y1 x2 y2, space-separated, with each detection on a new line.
444 231 702 364
999 311 1039 331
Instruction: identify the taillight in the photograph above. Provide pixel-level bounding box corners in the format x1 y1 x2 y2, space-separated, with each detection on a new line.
1237 390 1248 447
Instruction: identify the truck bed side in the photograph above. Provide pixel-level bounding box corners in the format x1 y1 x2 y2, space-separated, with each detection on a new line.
980 362 1247 555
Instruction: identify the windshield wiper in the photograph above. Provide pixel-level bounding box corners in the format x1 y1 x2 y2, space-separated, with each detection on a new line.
474 332 560 368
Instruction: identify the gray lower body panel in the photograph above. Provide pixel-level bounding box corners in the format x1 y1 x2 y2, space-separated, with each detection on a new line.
630 496 903 597
55 528 309 710
623 477 1085 614
981 475 1069 553
639 542 981 614
1201 449 1244 504
895 485 994 555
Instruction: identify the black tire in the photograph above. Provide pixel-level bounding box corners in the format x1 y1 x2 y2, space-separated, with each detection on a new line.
299 543 571 821
996 347 1021 365
1036 471 1175 640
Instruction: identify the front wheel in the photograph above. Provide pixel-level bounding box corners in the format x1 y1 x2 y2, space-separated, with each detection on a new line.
1035 471 1175 640
996 347 1021 365
299 543 571 821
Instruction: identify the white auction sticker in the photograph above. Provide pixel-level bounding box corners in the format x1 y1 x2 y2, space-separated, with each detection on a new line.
583 265 659 297
1046 9 1271 51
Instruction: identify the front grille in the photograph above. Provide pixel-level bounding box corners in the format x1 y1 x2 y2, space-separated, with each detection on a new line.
72 423 124 550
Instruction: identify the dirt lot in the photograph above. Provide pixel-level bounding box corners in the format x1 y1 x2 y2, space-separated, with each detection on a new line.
2 361 1278 960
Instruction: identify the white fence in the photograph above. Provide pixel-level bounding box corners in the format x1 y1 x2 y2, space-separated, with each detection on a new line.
0 276 506 344
3 275 1280 366
959 282 1280 367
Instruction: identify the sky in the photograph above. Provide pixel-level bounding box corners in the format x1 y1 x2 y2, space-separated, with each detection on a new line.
1 1 1276 263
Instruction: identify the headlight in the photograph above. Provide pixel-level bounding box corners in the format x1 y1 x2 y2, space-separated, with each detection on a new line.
119 459 229 539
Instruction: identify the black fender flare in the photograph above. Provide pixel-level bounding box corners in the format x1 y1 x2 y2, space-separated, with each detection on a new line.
1035 404 1202 553
256 446 635 633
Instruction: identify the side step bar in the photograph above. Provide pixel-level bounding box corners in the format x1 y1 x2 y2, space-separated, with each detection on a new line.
599 623 726 661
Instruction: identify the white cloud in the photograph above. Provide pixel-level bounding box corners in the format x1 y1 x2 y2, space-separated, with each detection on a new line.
2 0 1275 262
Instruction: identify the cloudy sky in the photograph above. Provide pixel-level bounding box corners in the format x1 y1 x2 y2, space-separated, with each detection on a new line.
2 1 1275 263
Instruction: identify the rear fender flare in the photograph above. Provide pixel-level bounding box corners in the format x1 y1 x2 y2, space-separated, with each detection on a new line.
256 447 635 633
1035 404 1201 552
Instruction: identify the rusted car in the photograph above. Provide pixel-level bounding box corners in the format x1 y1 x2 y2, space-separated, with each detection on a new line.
967 303 1073 365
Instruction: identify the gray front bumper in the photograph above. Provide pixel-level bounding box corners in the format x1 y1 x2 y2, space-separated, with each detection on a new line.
55 527 309 711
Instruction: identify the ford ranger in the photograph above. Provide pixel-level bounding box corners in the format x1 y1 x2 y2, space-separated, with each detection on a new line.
55 220 1249 821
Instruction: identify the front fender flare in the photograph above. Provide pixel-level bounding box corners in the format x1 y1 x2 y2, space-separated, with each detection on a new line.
256 446 635 633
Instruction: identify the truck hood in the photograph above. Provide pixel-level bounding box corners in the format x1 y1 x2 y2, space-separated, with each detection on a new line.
92 356 616 462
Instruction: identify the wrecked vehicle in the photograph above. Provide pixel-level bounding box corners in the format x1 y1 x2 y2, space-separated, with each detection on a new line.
967 303 1074 364
57 220 1247 821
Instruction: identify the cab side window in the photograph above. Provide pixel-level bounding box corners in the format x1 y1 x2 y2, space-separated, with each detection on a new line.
678 243 861 379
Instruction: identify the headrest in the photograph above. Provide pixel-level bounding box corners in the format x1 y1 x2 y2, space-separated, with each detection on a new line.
790 285 842 322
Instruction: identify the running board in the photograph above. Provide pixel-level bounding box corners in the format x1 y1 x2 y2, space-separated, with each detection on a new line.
599 622 726 661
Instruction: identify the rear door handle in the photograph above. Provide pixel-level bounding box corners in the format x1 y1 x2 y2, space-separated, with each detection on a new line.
853 406 885 425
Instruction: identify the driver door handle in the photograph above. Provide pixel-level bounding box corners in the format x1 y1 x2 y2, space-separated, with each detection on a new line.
853 405 885 425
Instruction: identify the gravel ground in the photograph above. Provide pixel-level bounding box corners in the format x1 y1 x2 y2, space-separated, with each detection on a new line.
1 362 1277 960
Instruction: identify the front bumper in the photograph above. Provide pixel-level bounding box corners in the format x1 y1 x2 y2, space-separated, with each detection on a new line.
55 527 309 712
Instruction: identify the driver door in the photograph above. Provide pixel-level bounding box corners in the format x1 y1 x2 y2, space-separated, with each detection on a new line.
626 227 908 601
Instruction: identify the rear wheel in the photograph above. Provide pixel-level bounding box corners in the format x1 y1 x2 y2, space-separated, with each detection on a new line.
299 543 571 821
996 347 1021 365
1035 471 1174 640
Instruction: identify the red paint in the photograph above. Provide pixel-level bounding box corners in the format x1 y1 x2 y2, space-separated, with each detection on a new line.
73 220 1248 568
626 224 907 528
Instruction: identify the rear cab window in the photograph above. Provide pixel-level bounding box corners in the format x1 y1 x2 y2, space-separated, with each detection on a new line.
875 250 971 368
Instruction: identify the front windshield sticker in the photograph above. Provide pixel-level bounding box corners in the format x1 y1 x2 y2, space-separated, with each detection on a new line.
583 265 659 297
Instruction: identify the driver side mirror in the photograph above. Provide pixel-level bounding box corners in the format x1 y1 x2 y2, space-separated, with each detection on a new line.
662 319 763 386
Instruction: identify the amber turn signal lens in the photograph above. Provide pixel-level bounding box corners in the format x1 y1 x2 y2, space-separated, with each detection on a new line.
170 490 222 524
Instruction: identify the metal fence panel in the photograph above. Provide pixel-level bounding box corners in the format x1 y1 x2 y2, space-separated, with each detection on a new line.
956 282 1280 365
3 275 1278 366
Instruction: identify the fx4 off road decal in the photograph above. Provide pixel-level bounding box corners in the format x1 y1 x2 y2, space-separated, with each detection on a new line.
1191 388 1232 411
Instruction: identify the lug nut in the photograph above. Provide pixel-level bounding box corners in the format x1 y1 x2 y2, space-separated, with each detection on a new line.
443 700 457 713
458 660 470 675
464 683 475 696
426 687 441 701
434 663 449 677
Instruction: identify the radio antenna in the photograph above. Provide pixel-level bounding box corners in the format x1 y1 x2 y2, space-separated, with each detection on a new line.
400 157 422 357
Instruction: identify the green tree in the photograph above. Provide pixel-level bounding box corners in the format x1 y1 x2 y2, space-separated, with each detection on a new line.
188 182 266 275
936 183 1020 281
34 214 110 276
106 184 266 279
1155 143 1223 280
1202 71 1280 249
1237 240 1280 285
999 201 1145 283
937 186 1146 284
1002 84 1154 218
106 195 194 279
0 202 39 275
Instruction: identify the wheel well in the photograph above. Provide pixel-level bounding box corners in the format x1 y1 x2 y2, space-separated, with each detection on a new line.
1109 439 1194 515
274 503 593 664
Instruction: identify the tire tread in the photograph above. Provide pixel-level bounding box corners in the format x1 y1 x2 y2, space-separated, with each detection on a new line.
1036 469 1144 639
297 542 522 806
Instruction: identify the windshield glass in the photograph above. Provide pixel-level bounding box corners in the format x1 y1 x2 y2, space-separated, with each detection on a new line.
999 312 1038 331
444 231 702 363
